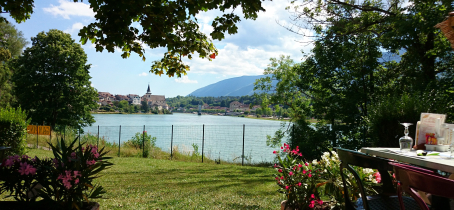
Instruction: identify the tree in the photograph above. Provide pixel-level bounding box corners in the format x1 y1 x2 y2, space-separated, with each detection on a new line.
12 29 98 129
2 0 267 77
255 1 454 159
0 22 28 107
0 22 29 58
141 101 149 113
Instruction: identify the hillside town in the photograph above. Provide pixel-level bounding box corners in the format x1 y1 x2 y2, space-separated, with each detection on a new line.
94 84 285 116
97 84 170 111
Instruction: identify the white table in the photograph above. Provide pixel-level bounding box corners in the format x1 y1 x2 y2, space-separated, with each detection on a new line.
360 147 454 174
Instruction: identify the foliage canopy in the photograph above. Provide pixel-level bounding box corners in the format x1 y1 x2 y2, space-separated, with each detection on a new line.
12 29 98 129
1 0 267 77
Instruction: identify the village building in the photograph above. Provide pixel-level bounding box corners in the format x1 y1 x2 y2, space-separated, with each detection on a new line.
141 84 169 110
229 101 250 112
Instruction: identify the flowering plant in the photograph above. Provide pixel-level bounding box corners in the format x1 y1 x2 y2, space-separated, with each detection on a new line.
0 154 51 201
316 151 381 209
273 143 324 209
0 137 113 209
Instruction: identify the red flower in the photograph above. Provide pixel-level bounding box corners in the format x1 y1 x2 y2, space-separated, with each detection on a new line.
209 53 216 59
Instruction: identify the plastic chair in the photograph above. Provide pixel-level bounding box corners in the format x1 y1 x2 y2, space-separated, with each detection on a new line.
391 162 454 210
336 147 419 210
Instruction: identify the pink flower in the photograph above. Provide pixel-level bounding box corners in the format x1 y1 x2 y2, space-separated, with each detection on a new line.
75 179 79 184
86 160 96 166
309 200 315 208
273 151 277 154
298 163 302 168
305 162 308 166
373 172 381 183
278 169 283 173
281 176 284 180
281 147 283 149
289 172 293 176
73 171 81 177
393 173 396 179
4 158 14 167
63 179 72 189
311 194 315 199
303 170 306 174
31 156 38 162
285 186 289 190
298 182 302 186
308 173 312 178
65 170 72 178
275 177 279 180
26 165 36 175
274 164 278 168
93 153 100 158
18 162 35 175
299 153 302 157
318 200 323 205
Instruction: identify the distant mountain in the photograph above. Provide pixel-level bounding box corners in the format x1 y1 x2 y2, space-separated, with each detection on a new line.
188 75 277 97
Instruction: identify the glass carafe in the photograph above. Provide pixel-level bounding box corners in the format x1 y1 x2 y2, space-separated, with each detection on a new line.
399 123 413 153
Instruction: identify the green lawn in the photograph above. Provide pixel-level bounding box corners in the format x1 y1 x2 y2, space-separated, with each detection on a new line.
2 148 281 210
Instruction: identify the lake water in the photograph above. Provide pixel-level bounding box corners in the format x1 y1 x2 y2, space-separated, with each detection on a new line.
83 113 289 163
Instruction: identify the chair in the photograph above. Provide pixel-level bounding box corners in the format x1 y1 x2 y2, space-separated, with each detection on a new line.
391 162 454 210
336 147 419 210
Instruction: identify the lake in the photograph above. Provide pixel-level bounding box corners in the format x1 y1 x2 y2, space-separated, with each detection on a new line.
84 113 289 163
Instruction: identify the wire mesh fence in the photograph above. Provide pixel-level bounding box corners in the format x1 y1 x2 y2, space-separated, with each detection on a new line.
30 124 289 165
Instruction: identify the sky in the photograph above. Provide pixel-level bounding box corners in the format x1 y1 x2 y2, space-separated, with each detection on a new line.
5 0 313 98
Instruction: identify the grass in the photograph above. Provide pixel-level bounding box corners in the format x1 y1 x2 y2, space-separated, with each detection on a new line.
1 148 281 209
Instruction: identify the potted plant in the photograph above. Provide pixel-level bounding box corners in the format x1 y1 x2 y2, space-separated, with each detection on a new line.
0 137 113 209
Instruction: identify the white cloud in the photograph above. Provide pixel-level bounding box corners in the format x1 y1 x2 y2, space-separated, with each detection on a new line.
64 22 84 35
175 76 198 84
43 0 95 19
183 1 312 76
138 72 148 77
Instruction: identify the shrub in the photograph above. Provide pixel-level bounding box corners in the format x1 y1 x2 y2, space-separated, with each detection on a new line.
0 107 29 157
123 131 156 157
0 137 113 209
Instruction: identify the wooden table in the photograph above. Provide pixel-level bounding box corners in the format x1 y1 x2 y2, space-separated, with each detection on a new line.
360 147 454 174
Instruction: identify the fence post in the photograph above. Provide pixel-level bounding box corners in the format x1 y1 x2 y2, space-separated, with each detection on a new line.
242 124 245 166
36 124 38 149
171 125 173 159
118 125 121 157
202 124 204 163
97 125 99 148
143 125 145 158
49 126 52 147
78 128 81 145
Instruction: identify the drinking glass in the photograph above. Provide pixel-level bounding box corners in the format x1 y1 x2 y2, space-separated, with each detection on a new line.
450 143 454 158
399 123 413 153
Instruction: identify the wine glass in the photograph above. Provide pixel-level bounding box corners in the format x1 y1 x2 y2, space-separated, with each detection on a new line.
399 123 413 153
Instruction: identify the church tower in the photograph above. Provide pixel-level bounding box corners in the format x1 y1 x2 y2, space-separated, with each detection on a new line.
146 84 152 95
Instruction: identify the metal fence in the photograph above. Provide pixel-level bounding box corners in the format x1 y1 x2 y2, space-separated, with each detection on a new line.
76 124 287 165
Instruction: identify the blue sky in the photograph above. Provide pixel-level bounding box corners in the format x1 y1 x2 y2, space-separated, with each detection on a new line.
5 0 313 98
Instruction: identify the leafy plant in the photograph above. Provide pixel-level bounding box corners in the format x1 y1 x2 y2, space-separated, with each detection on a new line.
316 151 381 209
124 131 156 158
0 137 113 209
191 143 199 157
0 107 29 157
273 143 324 209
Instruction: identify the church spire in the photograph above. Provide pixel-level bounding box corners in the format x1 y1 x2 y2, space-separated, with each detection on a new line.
147 83 151 94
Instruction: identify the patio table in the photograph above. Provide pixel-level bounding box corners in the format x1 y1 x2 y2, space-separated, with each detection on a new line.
360 147 454 174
